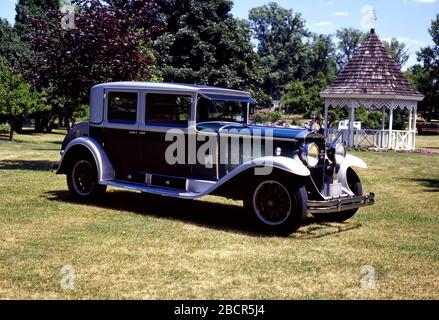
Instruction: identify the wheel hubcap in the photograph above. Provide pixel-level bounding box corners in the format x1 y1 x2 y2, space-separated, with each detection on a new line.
253 180 292 226
72 160 95 196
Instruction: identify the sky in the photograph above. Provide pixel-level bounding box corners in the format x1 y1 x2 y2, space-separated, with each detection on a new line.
0 0 438 69
231 0 438 69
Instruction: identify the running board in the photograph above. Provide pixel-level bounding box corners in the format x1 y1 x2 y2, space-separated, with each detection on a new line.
101 180 206 199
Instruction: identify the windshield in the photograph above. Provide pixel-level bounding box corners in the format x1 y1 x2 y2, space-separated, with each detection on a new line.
197 97 248 123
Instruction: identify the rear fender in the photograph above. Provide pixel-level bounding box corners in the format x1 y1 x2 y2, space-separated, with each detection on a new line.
57 137 114 182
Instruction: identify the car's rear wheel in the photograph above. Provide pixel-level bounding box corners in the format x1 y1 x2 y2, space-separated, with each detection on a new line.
312 168 362 222
244 178 307 236
67 155 106 200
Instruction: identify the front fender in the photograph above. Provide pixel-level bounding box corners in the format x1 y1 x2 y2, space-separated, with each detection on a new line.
57 137 114 182
199 156 311 197
233 156 311 177
337 154 368 195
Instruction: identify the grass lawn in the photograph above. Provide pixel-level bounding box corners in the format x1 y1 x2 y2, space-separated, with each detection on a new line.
0 130 438 299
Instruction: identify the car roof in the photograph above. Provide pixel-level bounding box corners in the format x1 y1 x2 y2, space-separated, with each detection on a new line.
93 81 252 97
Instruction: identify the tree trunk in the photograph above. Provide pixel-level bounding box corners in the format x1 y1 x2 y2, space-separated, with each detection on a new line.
14 116 23 134
34 114 44 133
9 114 13 141
64 115 71 131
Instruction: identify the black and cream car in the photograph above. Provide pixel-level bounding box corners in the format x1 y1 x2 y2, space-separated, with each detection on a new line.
57 82 374 235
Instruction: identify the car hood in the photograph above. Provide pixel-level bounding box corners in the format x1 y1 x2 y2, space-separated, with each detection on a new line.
196 122 323 141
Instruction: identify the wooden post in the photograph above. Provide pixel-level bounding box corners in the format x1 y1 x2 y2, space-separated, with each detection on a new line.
381 106 386 148
408 107 413 149
412 106 417 150
324 102 329 142
348 106 355 148
388 108 394 149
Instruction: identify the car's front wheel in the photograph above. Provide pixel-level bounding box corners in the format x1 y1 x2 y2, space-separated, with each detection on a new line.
244 178 307 236
67 156 106 200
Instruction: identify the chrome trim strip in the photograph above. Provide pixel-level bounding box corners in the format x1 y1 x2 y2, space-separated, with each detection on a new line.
138 125 189 134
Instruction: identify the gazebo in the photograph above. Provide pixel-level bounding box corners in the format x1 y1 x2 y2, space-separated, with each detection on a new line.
320 29 424 150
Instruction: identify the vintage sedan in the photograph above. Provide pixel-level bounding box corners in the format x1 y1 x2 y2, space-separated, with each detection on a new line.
57 82 374 235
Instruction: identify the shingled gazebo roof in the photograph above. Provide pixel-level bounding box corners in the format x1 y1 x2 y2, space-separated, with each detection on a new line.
321 29 423 103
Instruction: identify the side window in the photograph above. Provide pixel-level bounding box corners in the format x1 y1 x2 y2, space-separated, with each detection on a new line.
107 92 138 123
146 94 192 126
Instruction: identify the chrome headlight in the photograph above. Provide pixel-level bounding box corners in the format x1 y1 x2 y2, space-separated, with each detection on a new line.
328 143 346 164
300 143 320 167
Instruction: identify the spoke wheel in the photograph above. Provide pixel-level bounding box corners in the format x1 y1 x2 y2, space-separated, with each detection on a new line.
72 160 96 196
253 180 292 226
67 153 106 200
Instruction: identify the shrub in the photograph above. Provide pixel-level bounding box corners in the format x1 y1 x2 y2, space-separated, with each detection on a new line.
0 123 11 134
254 111 283 124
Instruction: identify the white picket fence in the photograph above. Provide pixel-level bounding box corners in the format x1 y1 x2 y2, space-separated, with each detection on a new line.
325 129 416 150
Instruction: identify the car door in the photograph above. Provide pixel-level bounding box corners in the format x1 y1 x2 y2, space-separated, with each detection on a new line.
102 90 142 182
192 127 219 181
138 92 194 178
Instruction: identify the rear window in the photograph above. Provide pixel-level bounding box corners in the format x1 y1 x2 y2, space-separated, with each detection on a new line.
108 92 138 123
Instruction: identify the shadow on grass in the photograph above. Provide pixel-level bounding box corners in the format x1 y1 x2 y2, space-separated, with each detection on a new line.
406 178 439 192
0 160 56 171
44 190 361 239
17 129 67 136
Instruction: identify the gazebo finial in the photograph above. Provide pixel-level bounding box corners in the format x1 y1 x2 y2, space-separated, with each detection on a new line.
369 8 377 33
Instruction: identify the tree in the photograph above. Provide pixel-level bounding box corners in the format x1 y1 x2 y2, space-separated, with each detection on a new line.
153 0 268 105
15 0 60 41
249 2 309 100
408 14 439 120
0 63 48 140
280 33 336 118
335 28 366 70
0 19 29 68
305 34 336 79
25 0 163 129
13 0 60 71
281 73 333 118
383 38 410 67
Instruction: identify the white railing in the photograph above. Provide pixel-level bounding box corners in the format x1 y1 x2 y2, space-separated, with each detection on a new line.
325 129 416 150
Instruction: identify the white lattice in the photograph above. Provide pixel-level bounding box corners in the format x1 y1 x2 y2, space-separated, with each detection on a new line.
325 128 415 150
325 98 417 111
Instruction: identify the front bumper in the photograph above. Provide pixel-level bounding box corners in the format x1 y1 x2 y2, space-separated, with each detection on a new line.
307 193 375 214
